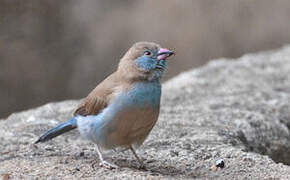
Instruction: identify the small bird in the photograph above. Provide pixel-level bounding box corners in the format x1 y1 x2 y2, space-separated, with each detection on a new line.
35 42 174 169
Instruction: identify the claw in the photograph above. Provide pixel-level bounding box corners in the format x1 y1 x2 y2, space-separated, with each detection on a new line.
99 160 119 169
95 144 119 169
129 145 147 169
138 163 146 170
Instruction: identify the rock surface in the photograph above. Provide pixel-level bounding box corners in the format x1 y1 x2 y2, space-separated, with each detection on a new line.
1 46 290 179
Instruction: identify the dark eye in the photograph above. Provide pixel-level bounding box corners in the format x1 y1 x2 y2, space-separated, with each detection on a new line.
144 51 152 56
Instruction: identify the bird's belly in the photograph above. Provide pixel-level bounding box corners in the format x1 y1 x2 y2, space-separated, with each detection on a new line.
104 105 160 148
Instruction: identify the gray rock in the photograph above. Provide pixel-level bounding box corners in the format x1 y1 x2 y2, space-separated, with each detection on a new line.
1 46 290 179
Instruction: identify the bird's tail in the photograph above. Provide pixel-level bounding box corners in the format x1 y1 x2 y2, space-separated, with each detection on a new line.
35 117 77 144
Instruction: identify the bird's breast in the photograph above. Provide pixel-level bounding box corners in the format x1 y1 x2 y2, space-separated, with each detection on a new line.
107 81 162 126
120 81 161 107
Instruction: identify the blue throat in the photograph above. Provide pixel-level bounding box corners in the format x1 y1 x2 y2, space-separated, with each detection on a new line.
135 55 167 81
136 56 157 71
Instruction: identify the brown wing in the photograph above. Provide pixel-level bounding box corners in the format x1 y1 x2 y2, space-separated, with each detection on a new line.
74 72 120 116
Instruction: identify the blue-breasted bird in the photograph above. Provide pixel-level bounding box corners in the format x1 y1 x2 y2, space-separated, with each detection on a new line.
35 42 174 169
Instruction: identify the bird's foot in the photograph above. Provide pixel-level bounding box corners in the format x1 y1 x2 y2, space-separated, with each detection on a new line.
99 160 119 170
138 163 146 170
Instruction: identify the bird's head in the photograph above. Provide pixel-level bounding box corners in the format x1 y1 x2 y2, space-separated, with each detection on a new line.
118 42 174 81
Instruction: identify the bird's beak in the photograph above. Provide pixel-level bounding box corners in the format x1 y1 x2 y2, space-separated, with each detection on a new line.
157 48 175 60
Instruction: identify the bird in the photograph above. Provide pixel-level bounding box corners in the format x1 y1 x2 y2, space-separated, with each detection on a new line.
35 41 174 169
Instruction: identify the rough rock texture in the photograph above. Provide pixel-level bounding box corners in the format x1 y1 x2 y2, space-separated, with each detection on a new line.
1 46 290 179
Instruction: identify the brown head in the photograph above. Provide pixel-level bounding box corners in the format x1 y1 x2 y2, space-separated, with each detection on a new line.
118 42 174 82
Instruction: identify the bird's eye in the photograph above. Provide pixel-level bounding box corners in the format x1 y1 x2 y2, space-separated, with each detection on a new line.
144 51 152 56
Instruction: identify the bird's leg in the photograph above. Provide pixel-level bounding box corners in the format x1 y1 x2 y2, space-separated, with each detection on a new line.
129 145 145 169
95 144 119 169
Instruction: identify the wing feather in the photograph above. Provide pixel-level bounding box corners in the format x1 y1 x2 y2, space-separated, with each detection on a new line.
74 72 120 116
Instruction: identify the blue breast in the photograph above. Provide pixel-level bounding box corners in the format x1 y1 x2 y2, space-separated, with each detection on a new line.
115 81 161 107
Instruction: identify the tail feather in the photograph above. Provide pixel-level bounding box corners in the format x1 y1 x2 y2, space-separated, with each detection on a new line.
35 117 77 144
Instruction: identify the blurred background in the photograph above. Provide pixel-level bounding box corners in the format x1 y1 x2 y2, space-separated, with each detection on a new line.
1 0 290 118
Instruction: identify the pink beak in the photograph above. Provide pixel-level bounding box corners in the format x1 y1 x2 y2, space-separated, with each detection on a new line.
157 48 174 60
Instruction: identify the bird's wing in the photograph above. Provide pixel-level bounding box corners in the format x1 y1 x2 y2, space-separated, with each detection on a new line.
74 73 120 116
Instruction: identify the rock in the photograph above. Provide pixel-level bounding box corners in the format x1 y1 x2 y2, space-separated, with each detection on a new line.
1 46 290 179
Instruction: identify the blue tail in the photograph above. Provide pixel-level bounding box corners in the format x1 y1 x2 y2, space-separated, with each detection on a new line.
35 117 77 143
